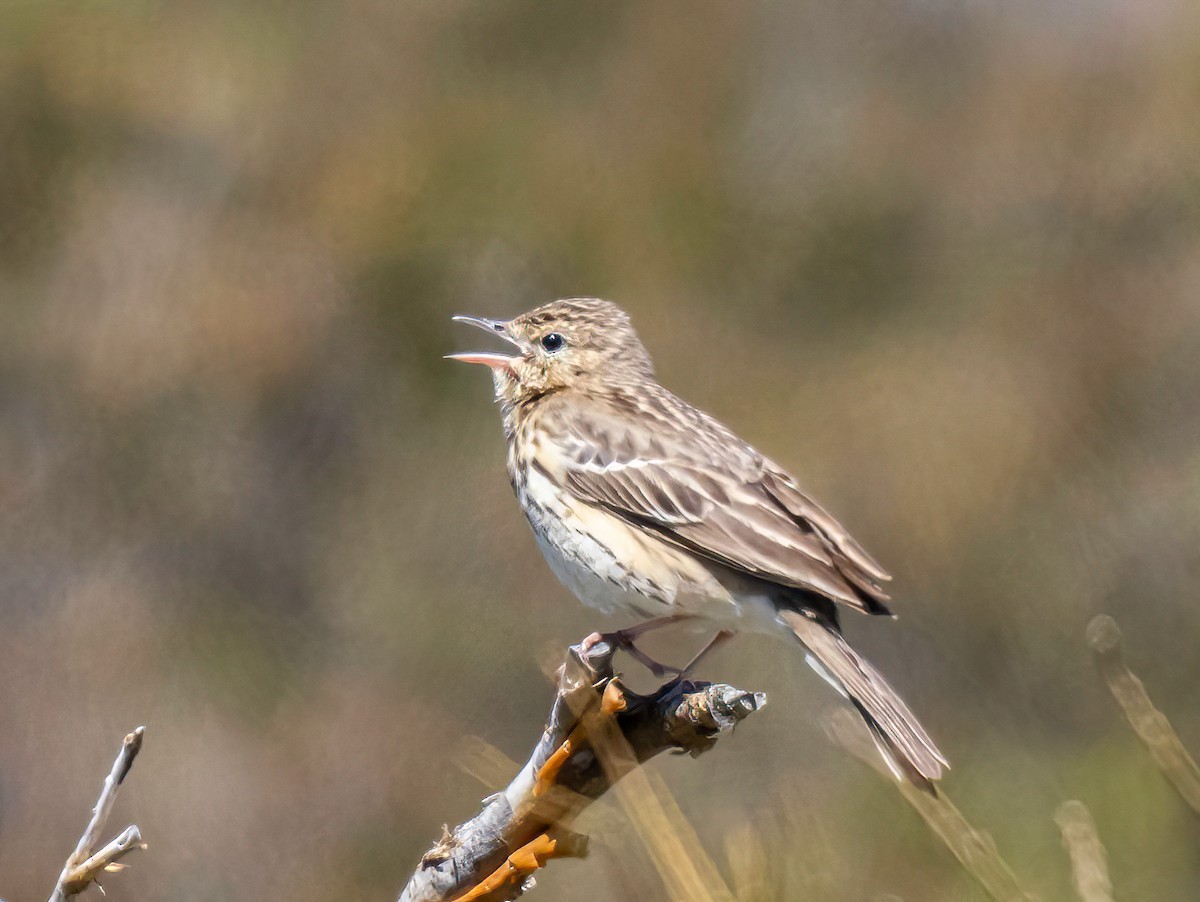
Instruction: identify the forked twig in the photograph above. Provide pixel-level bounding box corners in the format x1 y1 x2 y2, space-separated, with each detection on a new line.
48 726 148 901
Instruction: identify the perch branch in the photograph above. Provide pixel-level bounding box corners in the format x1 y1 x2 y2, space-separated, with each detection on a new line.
48 726 147 902
1087 614 1200 815
399 638 766 902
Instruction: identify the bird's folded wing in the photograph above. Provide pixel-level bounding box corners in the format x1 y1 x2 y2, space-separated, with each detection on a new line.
549 402 892 614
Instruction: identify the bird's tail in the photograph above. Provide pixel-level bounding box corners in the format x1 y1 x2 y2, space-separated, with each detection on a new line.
779 609 947 793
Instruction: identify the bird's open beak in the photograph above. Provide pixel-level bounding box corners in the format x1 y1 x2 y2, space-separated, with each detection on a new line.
446 315 521 372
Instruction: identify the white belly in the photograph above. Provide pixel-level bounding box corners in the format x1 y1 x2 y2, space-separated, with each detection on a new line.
519 465 780 631
529 523 665 618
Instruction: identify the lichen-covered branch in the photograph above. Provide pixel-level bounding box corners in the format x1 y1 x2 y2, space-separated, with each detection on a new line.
48 726 148 902
398 638 766 902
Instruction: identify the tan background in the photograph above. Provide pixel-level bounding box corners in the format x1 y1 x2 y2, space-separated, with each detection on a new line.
3 1 1200 899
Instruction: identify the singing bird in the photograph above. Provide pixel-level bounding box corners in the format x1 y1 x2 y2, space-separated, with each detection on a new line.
448 298 946 789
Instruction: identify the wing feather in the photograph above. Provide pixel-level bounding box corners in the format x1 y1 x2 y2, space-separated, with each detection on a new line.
548 395 892 615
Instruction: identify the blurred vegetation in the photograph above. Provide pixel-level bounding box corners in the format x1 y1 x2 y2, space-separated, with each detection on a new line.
2 1 1200 899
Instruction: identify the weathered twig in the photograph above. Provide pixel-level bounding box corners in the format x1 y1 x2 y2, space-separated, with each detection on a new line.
825 709 1038 902
399 638 766 902
1055 800 1113 902
49 726 148 902
1087 614 1200 815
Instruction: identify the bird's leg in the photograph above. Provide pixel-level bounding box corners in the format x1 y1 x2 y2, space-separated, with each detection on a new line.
617 642 682 680
675 629 737 681
580 614 696 679
615 613 697 642
580 631 680 679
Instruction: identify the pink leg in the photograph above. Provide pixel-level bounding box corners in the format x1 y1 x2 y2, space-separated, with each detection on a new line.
580 614 697 678
616 613 697 642
677 629 737 679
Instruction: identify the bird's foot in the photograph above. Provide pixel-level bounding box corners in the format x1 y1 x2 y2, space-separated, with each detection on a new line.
581 630 682 680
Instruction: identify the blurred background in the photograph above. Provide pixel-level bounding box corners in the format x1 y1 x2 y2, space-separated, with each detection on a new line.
3 1 1200 899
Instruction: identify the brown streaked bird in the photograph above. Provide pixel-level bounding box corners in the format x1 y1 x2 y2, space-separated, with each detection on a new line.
448 298 947 789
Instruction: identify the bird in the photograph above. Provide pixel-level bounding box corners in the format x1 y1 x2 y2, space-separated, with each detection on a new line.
447 297 947 790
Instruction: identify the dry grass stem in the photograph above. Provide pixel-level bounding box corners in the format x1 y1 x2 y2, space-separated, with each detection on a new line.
825 709 1038 902
1055 800 1113 902
724 820 770 902
1087 615 1200 815
584 685 735 902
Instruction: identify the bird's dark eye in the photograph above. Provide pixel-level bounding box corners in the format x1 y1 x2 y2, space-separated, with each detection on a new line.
540 332 566 353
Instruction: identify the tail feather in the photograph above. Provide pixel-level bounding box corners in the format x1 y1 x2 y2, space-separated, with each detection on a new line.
780 609 947 792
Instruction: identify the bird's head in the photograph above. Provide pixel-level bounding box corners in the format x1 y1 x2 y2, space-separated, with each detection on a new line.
448 298 655 404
